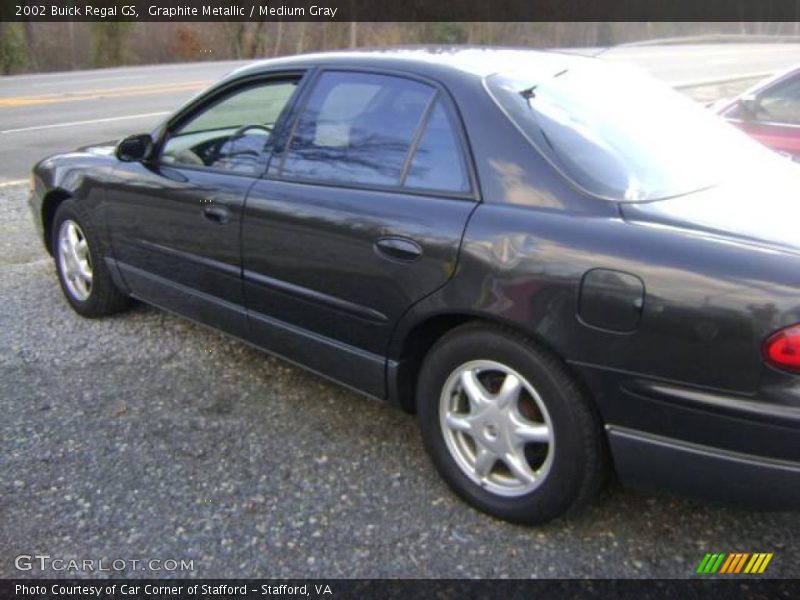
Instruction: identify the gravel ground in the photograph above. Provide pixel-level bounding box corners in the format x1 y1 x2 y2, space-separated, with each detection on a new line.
0 183 798 579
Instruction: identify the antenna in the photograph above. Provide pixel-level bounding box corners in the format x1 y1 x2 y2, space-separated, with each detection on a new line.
591 46 614 58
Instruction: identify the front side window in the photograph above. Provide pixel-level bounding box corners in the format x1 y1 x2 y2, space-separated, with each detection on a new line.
280 72 436 186
756 75 800 125
486 61 779 202
161 80 298 175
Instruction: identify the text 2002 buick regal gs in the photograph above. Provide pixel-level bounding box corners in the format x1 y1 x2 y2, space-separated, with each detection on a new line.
30 48 800 524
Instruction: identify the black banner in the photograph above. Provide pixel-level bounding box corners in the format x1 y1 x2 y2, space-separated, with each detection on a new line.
3 579 800 600
2 0 800 22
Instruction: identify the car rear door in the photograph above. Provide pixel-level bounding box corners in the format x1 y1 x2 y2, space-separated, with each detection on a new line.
241 69 478 397
105 74 304 338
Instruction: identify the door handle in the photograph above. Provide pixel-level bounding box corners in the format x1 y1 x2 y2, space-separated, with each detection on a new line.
202 205 230 224
374 237 422 262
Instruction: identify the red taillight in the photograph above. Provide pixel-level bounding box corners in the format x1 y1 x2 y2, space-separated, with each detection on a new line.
763 324 800 372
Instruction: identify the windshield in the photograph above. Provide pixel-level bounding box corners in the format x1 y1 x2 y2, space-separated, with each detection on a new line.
486 61 780 202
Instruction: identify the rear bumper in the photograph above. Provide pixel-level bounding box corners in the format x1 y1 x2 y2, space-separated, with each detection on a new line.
608 426 800 509
573 363 800 507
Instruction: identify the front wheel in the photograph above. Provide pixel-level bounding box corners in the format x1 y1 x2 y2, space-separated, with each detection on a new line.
417 324 606 525
52 199 130 317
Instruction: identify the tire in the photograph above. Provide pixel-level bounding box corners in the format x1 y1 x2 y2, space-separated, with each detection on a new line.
51 199 130 318
417 323 606 525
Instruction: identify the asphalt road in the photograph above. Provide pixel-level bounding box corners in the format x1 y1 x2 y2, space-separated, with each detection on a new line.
1 183 799 579
1 43 800 182
0 60 247 183
2 45 800 579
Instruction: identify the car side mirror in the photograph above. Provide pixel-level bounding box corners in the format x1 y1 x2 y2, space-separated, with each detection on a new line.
739 95 760 122
116 134 153 162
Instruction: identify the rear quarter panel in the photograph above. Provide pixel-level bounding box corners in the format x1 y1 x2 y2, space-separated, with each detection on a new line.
396 202 800 397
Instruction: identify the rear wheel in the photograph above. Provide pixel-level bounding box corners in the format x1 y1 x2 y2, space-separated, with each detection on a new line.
417 323 606 524
52 199 130 317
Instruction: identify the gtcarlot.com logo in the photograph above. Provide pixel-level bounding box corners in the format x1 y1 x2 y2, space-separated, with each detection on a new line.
14 554 194 573
696 552 773 575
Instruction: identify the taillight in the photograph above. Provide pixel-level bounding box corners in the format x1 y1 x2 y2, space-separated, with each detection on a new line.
763 324 800 372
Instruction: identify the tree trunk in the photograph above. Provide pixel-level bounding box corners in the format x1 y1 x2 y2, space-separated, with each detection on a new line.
295 22 307 54
22 21 38 70
349 22 358 48
272 21 284 56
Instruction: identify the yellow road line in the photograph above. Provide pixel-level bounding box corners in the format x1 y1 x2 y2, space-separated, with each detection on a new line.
0 80 211 108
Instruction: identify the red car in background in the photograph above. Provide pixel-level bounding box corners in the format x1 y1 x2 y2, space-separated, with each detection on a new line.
716 65 800 160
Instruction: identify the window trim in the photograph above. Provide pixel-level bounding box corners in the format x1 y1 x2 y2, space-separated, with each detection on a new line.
150 70 309 179
269 66 480 201
400 93 474 195
398 91 439 186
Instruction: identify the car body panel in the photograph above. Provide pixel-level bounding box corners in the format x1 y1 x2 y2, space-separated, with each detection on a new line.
242 179 477 353
608 426 800 509
105 162 254 339
620 164 800 254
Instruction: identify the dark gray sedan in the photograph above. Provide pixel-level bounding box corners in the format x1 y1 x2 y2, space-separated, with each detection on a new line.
30 48 800 524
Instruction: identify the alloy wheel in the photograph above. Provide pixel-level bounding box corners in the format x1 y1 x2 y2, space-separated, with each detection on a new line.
57 219 93 302
439 360 554 497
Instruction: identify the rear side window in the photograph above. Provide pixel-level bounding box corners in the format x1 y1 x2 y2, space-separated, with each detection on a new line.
281 72 435 186
405 100 470 193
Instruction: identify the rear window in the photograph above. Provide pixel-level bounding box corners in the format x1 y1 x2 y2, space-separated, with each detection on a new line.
486 62 778 202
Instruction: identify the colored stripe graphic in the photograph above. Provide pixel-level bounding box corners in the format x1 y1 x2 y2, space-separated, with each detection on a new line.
731 553 746 573
697 552 773 575
696 554 712 573
759 554 774 573
711 553 726 573
736 553 750 573
697 553 727 574
744 553 774 574
744 554 761 574
719 554 736 573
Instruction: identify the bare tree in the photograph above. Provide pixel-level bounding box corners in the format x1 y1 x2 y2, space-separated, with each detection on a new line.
90 22 135 67
295 22 307 54
272 21 284 56
350 22 358 48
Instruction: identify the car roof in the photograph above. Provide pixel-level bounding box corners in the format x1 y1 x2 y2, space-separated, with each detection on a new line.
744 61 800 95
224 46 595 84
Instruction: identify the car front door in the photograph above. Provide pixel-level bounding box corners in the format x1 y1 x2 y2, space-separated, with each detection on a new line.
105 74 303 338
242 70 478 397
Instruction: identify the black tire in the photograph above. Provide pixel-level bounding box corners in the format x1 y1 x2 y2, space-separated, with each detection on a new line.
417 323 607 525
51 199 130 318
